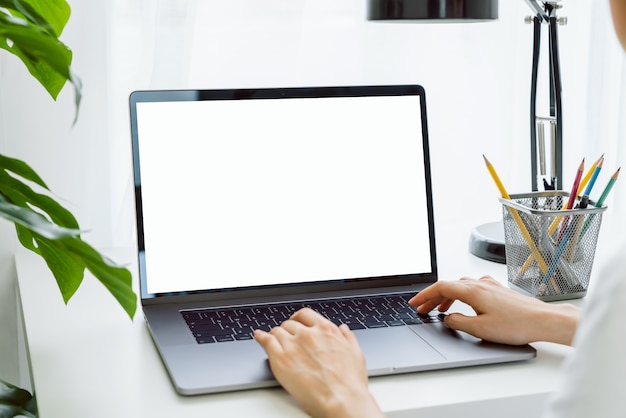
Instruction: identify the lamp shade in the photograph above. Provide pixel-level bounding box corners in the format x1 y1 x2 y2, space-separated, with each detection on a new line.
367 0 498 22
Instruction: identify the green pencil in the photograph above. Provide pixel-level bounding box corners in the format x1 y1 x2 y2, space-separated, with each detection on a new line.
579 167 620 239
596 167 620 207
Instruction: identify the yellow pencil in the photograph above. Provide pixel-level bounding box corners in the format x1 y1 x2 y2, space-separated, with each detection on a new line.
576 154 604 198
483 155 548 274
483 155 511 199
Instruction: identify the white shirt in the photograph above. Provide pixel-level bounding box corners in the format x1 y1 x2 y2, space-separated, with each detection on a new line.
544 240 626 417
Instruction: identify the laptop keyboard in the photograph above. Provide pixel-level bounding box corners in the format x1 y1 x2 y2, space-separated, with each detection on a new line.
181 293 445 344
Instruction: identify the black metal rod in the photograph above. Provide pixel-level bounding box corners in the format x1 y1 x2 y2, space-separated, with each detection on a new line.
530 16 542 192
548 15 563 190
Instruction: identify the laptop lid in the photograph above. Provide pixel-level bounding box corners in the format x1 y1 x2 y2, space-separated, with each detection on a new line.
130 85 437 306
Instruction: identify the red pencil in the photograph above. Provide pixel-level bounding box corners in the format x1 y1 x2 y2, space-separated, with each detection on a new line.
558 159 585 243
566 159 585 209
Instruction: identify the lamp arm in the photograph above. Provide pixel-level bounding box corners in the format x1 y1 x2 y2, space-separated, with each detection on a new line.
526 0 564 191
530 16 542 191
548 13 564 190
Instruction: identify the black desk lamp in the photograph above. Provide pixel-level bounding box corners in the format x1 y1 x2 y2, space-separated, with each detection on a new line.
367 0 566 263
367 0 498 21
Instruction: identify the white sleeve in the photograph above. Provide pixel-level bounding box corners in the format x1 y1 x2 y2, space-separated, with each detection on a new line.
543 241 626 418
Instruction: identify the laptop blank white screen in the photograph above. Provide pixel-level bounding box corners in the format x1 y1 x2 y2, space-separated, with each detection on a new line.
135 93 432 295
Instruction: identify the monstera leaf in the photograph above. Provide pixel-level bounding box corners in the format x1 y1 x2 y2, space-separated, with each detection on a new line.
0 0 81 110
0 154 137 318
0 0 136 319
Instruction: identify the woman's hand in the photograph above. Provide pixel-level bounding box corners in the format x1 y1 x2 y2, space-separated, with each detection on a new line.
409 276 580 346
254 308 383 418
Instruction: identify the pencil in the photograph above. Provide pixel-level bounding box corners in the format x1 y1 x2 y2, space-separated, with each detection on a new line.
596 167 620 206
581 156 604 197
482 155 548 274
577 154 604 198
556 159 585 243
514 155 604 282
483 155 510 199
569 159 585 206
548 169 619 293
565 195 589 262
540 220 577 294
548 154 602 235
579 167 621 238
538 159 586 295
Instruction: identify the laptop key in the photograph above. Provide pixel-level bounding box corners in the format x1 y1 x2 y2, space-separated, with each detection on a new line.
215 335 235 342
194 328 233 338
236 320 256 328
418 314 441 323
182 312 202 321
186 317 218 326
196 336 216 344
255 324 272 332
363 322 387 329
189 323 223 332
232 326 254 336
219 321 240 330
362 315 379 323
256 318 278 328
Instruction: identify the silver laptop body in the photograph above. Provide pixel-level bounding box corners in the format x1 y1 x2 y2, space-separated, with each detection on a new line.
129 85 536 395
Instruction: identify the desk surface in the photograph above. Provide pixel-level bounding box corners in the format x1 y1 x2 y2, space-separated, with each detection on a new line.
18 219 597 418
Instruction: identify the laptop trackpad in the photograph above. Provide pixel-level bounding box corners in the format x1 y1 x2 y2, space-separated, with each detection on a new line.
356 326 445 375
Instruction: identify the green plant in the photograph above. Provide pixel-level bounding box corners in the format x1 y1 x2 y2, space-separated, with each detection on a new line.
0 0 136 317
1 1 137 414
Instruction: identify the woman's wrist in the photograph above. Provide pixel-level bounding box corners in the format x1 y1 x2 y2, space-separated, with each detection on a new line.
321 386 384 418
533 302 580 345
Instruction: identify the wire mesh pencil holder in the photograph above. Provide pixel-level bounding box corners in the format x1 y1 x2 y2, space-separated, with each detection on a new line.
500 191 606 301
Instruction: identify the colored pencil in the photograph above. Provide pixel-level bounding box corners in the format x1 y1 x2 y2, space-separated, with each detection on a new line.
596 167 620 206
579 167 621 238
556 159 585 243
577 154 604 198
548 154 602 236
582 156 603 197
514 155 604 282
483 155 548 274
540 160 586 293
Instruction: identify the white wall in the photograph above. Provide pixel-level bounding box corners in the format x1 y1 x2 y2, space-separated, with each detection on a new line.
103 0 622 229
0 0 622 386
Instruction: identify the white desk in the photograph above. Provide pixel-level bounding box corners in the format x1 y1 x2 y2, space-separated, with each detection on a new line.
18 218 598 418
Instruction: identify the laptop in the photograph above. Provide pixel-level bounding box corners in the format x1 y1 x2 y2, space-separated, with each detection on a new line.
129 85 536 396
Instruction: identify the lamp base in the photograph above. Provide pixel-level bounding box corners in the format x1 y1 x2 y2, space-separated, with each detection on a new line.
468 221 506 264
